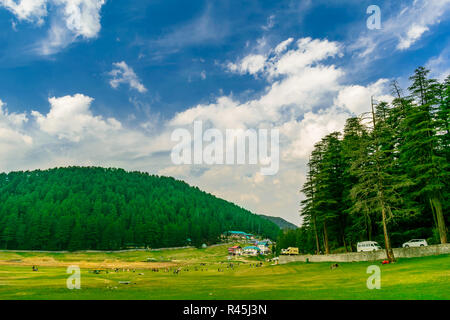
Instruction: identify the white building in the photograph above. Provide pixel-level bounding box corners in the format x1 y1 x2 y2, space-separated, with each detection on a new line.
243 246 260 256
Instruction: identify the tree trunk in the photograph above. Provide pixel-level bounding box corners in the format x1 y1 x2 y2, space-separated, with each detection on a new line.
381 204 395 262
342 235 348 253
371 99 395 262
367 215 372 241
323 219 330 254
364 204 372 241
313 215 320 255
430 196 447 244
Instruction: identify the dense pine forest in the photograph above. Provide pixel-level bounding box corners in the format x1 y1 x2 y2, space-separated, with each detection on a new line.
0 167 280 251
278 67 449 260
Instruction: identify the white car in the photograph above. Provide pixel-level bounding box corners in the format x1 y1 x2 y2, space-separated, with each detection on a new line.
357 241 382 252
402 239 428 248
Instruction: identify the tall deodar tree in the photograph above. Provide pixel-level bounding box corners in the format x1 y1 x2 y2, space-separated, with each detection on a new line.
399 67 448 244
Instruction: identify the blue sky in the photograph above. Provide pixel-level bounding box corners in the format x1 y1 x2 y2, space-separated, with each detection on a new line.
0 0 449 224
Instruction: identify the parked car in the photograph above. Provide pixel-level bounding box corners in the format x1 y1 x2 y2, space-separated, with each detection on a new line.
402 239 428 248
357 241 382 252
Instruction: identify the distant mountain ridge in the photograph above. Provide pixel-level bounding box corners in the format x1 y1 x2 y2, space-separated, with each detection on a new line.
259 215 298 230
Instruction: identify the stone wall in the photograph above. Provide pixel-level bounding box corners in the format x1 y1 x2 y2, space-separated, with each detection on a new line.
279 244 450 264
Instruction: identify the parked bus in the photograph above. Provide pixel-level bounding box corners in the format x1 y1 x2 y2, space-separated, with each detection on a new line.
281 247 299 255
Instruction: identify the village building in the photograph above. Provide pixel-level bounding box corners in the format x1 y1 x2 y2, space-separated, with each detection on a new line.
242 246 260 256
228 245 242 256
223 231 255 241
256 240 271 255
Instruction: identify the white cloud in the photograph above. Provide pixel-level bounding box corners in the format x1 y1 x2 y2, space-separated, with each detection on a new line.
0 99 28 127
0 99 33 168
267 38 341 77
280 107 350 162
227 37 341 82
334 79 393 116
426 46 450 81
109 61 147 93
31 94 121 142
0 0 106 55
55 0 105 38
0 94 174 174
274 37 293 55
397 24 429 50
0 0 47 24
39 22 74 55
227 54 267 75
180 40 343 136
351 0 450 57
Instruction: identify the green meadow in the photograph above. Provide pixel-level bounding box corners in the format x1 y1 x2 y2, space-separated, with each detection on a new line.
0 244 448 300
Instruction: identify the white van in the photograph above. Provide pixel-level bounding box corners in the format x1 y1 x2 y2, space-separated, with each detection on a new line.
357 241 382 252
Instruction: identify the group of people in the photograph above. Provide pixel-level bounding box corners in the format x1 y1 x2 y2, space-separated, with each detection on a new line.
249 262 264 268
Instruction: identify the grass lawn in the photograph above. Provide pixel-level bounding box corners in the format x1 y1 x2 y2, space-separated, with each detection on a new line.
0 245 448 300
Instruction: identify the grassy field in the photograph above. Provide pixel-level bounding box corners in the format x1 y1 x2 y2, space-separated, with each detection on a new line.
0 244 448 300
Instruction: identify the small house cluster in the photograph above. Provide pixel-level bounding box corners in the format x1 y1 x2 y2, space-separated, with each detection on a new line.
227 239 272 256
222 231 255 241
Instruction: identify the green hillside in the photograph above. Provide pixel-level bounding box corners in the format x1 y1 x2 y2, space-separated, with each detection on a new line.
0 167 279 251
259 215 298 230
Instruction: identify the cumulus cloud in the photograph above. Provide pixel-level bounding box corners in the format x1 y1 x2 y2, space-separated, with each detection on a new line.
334 79 393 116
274 37 293 55
227 37 341 79
227 54 267 75
280 107 350 162
0 0 47 24
55 0 105 38
0 99 28 127
181 38 343 132
0 0 106 55
31 94 121 142
0 99 33 168
170 38 379 170
267 38 341 77
0 94 173 174
109 61 147 93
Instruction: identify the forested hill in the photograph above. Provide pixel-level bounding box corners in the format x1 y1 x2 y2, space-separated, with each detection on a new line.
259 215 298 230
0 167 280 251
